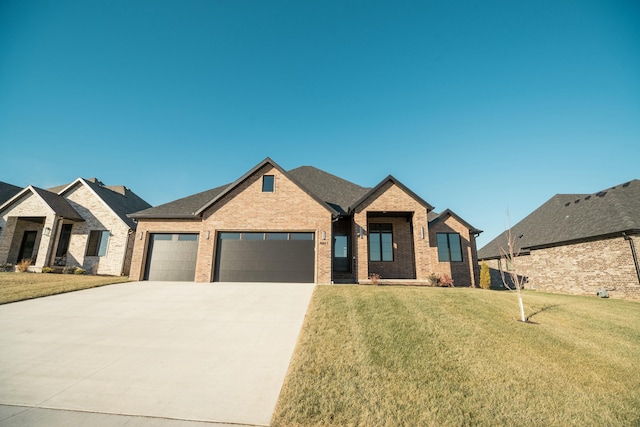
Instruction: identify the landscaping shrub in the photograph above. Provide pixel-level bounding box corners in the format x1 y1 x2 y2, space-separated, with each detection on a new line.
16 259 31 273
427 273 440 287
480 261 491 289
41 267 55 273
439 274 454 287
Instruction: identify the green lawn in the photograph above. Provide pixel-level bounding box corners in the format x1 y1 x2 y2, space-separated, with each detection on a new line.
0 272 130 304
272 286 640 426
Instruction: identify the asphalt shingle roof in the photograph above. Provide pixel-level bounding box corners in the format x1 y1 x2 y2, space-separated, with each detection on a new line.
129 160 449 223
478 179 640 259
288 166 371 214
0 182 22 205
130 184 230 219
31 186 85 221
79 179 152 228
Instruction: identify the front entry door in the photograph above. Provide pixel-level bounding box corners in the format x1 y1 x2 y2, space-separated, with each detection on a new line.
333 234 350 272
17 231 38 264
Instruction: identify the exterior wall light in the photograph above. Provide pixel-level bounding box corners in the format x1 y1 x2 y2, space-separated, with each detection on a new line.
206 230 210 240
321 231 326 240
43 227 51 237
421 226 425 239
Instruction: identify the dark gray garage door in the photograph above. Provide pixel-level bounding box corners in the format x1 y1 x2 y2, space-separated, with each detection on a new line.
144 233 199 281
214 232 315 283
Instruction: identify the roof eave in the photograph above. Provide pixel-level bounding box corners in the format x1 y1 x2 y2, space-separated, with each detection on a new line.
127 213 200 220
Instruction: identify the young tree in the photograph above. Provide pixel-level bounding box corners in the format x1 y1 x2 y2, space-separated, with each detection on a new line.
499 218 527 322
479 261 491 289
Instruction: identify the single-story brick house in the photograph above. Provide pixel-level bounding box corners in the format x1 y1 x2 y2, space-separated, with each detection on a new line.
478 179 640 299
128 158 481 285
0 178 151 275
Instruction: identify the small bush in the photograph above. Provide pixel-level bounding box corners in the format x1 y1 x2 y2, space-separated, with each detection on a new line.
73 268 86 275
369 272 381 285
439 275 454 287
16 259 32 273
41 267 55 273
62 266 76 274
427 273 440 287
480 261 491 289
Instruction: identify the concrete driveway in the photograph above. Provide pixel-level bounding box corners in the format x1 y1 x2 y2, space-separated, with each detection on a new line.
0 281 316 426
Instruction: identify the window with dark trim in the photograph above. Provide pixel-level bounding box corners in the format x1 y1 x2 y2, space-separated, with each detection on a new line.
436 233 463 262
369 223 393 262
86 230 110 256
262 175 274 192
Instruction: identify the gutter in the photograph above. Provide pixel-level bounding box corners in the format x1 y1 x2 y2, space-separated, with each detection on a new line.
623 233 640 286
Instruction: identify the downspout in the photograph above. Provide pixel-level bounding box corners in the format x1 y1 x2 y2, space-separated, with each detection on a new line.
623 233 640 286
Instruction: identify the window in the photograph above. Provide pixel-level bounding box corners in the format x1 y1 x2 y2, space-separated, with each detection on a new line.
290 232 314 240
262 175 274 192
369 223 393 262
266 232 288 240
86 230 110 256
437 233 463 262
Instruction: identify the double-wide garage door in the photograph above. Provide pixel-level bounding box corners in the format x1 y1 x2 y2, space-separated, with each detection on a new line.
144 232 315 283
215 232 315 283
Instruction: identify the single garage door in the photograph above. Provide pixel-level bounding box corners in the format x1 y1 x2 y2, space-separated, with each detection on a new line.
214 232 315 283
144 233 199 281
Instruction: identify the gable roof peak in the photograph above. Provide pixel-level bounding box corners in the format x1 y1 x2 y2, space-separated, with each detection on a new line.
349 174 435 212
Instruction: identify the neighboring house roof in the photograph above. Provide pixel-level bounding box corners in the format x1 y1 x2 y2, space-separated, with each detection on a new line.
478 179 640 259
0 182 22 205
0 185 84 221
429 209 482 235
56 178 152 229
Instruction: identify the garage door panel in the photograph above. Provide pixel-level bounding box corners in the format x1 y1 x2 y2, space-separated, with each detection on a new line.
215 234 315 283
144 234 199 281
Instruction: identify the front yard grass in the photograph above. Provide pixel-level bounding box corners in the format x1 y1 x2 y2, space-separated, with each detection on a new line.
0 272 130 304
273 286 640 426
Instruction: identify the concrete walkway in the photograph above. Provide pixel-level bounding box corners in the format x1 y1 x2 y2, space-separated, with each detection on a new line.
0 281 316 426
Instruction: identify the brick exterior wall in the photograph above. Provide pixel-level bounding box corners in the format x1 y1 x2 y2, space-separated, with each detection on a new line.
429 214 479 287
353 181 431 282
481 236 640 300
129 164 334 283
367 216 416 279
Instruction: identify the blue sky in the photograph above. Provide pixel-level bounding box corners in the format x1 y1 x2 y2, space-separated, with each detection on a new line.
1 0 638 247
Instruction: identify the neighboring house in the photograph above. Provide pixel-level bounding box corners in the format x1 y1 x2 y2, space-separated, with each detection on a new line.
0 182 22 206
478 180 640 300
0 178 151 275
128 158 481 285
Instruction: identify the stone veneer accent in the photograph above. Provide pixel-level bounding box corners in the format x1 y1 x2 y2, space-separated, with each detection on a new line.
482 235 639 300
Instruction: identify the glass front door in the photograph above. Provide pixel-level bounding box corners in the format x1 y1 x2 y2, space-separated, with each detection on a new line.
17 231 38 264
333 234 350 272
